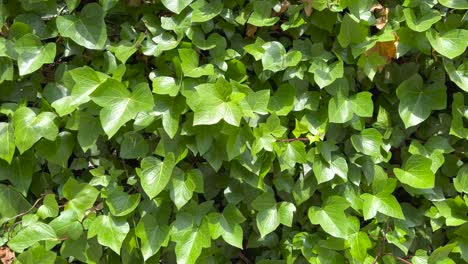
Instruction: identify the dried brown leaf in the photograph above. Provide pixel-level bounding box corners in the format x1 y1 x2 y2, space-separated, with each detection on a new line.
279 0 290 15
0 246 15 264
302 0 313 17
246 24 258 38
371 3 389 30
365 33 399 71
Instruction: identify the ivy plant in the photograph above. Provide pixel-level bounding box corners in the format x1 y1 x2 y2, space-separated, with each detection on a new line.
0 0 467 263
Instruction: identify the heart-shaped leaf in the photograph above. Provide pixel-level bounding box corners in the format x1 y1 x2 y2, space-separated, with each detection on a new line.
13 107 58 153
90 79 154 138
57 3 107 50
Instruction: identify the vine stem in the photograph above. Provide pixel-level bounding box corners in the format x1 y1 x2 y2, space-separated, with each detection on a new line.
372 229 388 264
384 253 413 264
2 195 46 239
278 138 310 142
6 195 45 222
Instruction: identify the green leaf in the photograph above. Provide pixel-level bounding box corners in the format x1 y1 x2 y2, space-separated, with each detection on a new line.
278 141 307 170
244 38 266 61
433 196 468 226
62 178 100 220
408 137 450 173
13 107 58 154
152 76 180 96
348 232 372 262
443 59 468 92
396 74 446 128
37 194 59 219
253 192 296 238
8 223 58 252
0 57 14 83
135 214 170 260
454 164 468 193
277 202 296 227
438 0 468 9
328 91 373 123
16 246 56 264
88 215 130 255
178 48 214 78
91 79 154 138
0 184 30 224
351 128 383 157
357 52 387 80
312 154 348 184
136 153 176 199
267 84 296 116
60 234 102 263
36 131 75 167
119 132 149 159
154 95 185 138
361 193 405 220
56 3 107 50
106 190 140 217
450 93 468 139
77 112 102 152
220 205 245 248
49 210 83 240
255 203 295 238
426 29 468 59
172 217 211 264
403 8 441 32
207 204 246 248
52 67 109 116
14 33 56 76
337 14 368 47
0 154 34 196
190 0 223 22
169 172 194 208
108 41 137 64
256 205 280 237
394 155 435 189
0 122 15 164
261 41 301 72
161 0 194 14
428 244 457 264
247 0 280 27
308 196 352 239
292 173 317 205
187 78 244 126
309 58 344 88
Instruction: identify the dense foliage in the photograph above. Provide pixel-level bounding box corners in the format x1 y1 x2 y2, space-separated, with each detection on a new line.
0 0 467 263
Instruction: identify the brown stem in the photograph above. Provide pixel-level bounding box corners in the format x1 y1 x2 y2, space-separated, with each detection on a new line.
278 137 310 142
383 253 412 264
372 230 387 264
239 251 252 264
6 195 45 222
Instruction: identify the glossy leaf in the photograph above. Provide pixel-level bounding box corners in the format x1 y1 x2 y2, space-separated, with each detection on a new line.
8 223 58 252
52 67 109 116
308 196 352 239
13 107 58 153
136 153 176 199
0 123 15 163
426 29 468 59
56 3 107 50
394 155 435 189
161 0 194 14
88 215 130 254
396 74 446 128
14 33 56 76
91 79 154 138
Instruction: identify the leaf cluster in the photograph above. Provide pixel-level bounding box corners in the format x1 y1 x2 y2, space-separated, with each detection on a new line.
0 0 467 263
